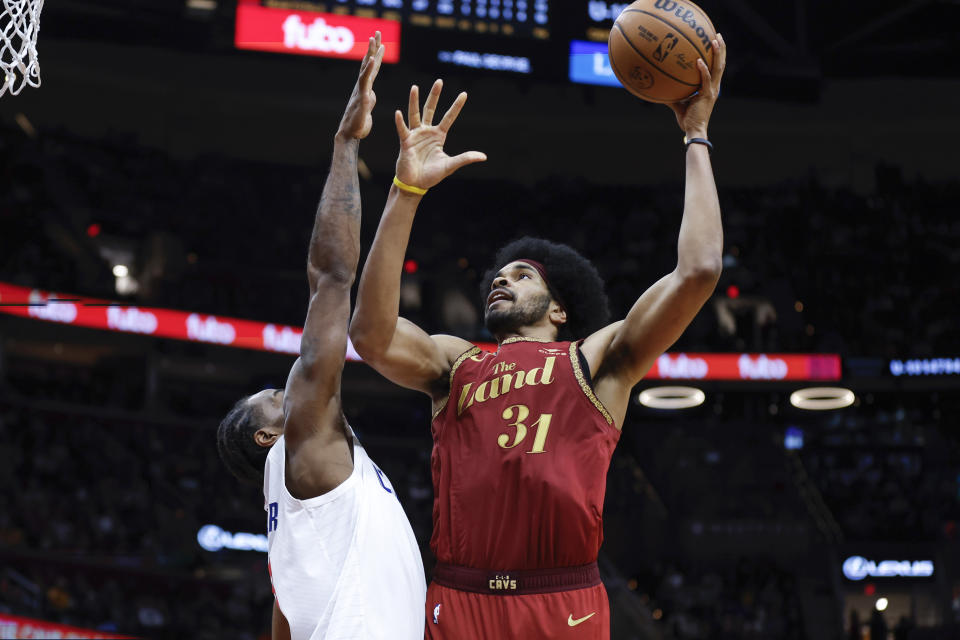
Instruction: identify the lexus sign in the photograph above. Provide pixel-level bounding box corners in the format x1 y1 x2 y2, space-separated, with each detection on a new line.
842 555 934 581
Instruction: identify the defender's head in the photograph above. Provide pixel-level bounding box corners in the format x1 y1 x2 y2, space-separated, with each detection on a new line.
481 237 610 342
216 388 285 486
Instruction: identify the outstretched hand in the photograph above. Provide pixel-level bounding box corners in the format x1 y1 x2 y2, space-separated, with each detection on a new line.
338 32 384 140
394 79 487 191
668 32 726 137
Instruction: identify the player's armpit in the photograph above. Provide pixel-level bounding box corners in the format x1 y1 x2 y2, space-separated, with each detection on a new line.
354 315 473 397
272 598 291 640
585 269 718 421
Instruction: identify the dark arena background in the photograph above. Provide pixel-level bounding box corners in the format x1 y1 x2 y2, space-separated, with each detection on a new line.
1 1 959 638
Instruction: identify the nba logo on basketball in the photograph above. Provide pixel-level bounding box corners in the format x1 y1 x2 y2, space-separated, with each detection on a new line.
432 603 441 624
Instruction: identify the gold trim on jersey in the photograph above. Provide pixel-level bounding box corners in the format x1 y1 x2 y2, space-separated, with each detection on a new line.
451 346 483 382
432 346 482 420
500 336 552 346
568 342 614 426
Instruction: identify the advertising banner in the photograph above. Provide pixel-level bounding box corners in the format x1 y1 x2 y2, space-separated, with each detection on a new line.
0 282 840 381
235 0 401 62
648 352 842 381
0 614 134 639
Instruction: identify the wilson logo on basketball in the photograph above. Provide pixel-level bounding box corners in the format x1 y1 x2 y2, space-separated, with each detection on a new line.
652 0 713 52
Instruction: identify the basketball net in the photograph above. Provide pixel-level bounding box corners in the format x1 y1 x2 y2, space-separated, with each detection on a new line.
0 0 44 97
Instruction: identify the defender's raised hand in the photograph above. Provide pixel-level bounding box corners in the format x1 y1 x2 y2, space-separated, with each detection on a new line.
669 32 726 138
338 32 385 140
394 79 487 191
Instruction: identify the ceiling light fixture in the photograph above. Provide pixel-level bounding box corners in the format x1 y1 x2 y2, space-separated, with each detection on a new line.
638 386 705 410
789 387 855 410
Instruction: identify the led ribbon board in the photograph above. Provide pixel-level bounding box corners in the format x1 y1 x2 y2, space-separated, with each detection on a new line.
0 615 135 639
649 352 842 381
1 282 843 380
0 281 326 356
889 357 960 377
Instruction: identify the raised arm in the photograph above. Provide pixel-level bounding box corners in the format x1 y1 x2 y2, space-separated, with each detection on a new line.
349 80 485 397
281 35 383 480
587 34 727 425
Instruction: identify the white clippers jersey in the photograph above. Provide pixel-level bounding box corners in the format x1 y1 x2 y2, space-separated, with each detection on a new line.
263 428 426 640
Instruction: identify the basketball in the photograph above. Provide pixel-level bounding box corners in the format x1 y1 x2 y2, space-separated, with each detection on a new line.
608 0 717 103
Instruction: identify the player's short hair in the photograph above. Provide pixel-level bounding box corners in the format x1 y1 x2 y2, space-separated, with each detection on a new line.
482 237 610 341
217 396 268 486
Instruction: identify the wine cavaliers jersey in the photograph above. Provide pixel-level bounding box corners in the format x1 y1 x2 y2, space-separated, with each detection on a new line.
430 338 620 570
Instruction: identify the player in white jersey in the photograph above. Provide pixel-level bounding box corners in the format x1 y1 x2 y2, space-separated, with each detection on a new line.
216 33 426 640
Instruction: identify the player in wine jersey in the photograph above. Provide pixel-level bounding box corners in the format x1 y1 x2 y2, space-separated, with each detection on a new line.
216 34 426 640
349 35 727 640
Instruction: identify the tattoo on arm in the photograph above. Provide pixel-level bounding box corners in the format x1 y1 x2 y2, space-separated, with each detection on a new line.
308 138 361 288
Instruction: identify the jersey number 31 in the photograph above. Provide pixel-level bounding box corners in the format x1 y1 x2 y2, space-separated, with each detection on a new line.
498 404 552 454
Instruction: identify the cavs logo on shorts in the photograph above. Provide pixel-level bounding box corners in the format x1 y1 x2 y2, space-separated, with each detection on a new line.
433 603 441 624
488 574 518 591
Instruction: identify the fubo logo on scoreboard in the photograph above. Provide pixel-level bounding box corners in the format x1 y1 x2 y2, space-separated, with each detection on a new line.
282 15 355 55
235 0 401 62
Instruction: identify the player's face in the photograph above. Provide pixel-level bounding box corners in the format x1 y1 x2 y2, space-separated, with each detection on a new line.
484 261 553 337
247 388 285 433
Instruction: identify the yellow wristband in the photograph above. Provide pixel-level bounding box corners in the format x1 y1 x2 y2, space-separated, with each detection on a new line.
393 175 428 195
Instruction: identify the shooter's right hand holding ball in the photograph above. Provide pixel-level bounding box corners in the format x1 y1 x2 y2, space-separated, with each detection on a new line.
669 32 726 141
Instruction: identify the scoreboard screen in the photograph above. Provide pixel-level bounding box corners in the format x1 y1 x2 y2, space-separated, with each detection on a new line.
582 1 629 41
262 0 551 39
237 0 644 86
